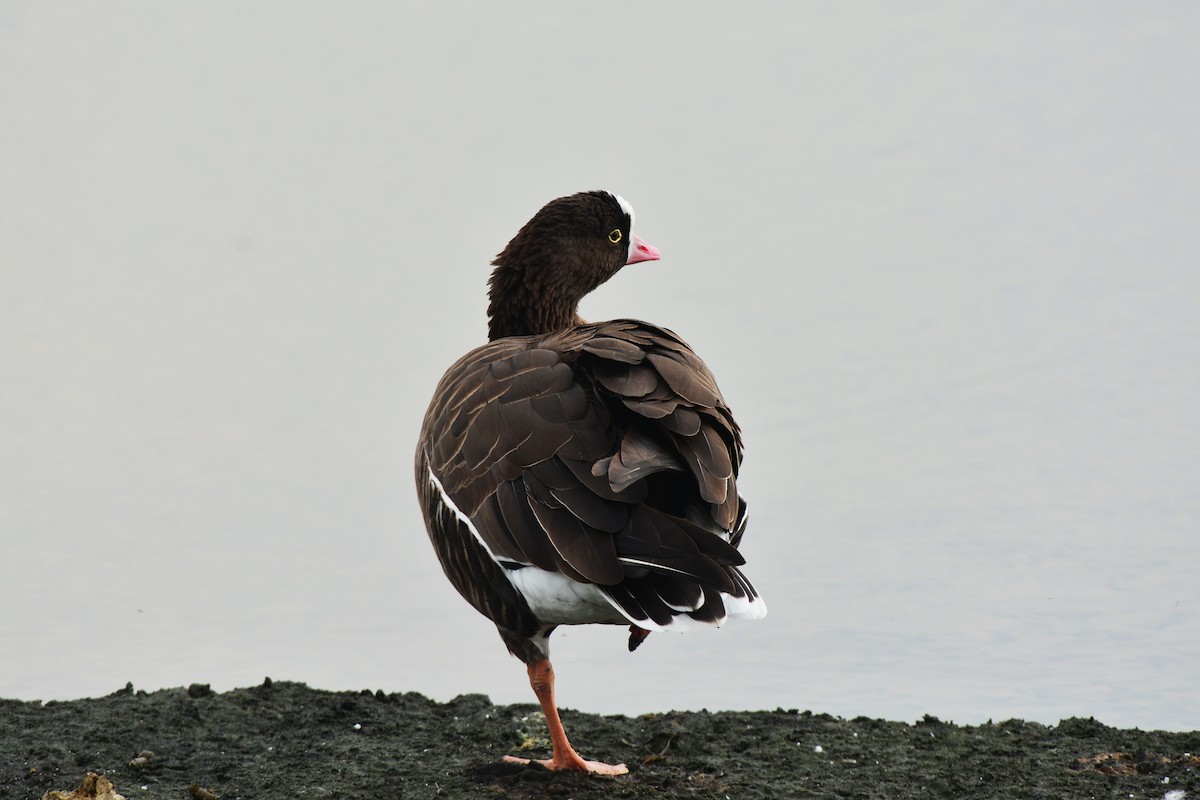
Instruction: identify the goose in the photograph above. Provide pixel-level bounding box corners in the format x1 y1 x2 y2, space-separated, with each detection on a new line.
415 190 765 775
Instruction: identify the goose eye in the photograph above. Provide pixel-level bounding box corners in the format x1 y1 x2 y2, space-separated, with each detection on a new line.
608 229 622 244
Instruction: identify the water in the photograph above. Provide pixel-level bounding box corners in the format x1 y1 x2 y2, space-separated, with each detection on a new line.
2 3 1197 731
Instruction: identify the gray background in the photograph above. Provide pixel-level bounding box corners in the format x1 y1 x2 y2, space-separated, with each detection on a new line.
2 3 1197 730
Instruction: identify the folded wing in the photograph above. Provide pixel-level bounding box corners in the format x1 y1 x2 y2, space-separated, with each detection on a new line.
418 320 763 630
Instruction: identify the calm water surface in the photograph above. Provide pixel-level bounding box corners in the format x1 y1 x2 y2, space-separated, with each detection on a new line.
2 4 1197 731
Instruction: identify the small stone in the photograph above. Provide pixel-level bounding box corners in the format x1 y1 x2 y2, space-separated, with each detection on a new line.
187 784 218 800
41 772 127 800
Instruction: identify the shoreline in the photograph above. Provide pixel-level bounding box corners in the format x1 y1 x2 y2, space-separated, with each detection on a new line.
4 679 1197 799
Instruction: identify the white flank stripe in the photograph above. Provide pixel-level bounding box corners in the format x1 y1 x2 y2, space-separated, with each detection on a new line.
426 467 507 567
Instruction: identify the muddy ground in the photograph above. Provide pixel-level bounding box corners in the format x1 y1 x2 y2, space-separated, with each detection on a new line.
2 679 1197 800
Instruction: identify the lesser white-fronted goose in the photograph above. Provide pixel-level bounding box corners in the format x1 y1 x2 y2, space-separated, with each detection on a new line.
415 190 765 775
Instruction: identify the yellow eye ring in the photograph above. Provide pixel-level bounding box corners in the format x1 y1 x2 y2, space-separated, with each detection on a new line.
608 229 623 244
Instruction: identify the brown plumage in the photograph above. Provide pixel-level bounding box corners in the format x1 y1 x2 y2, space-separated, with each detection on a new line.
415 191 765 775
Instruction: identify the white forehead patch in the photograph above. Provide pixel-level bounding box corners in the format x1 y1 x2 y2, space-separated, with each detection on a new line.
611 193 637 262
612 193 636 225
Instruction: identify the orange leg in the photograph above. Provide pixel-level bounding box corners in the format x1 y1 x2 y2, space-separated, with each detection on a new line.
502 659 628 775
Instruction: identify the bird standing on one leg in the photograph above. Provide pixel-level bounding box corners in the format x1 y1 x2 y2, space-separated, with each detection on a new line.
415 190 766 775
